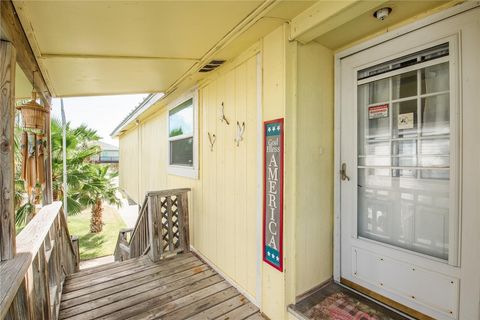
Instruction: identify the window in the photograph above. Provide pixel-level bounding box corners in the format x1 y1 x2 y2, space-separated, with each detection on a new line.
167 93 198 178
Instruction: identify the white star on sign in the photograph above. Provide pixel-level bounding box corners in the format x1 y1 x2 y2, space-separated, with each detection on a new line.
277 125 280 131
267 252 271 257
276 256 280 261
267 127 271 132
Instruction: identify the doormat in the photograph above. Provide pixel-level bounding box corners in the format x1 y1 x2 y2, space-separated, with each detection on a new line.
291 282 407 320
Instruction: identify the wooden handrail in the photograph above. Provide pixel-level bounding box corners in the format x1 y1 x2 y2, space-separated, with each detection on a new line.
129 195 148 245
0 202 79 320
114 188 190 262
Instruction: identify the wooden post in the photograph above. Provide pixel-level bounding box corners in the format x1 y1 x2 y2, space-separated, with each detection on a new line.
0 40 16 261
178 192 190 253
147 195 161 262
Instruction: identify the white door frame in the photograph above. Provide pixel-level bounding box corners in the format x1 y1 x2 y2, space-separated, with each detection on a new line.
333 1 480 318
333 0 479 282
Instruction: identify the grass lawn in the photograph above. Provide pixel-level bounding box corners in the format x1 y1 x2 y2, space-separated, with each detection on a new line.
67 204 126 261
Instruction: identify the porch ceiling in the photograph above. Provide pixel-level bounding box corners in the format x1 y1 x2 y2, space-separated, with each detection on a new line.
312 0 451 49
12 0 314 98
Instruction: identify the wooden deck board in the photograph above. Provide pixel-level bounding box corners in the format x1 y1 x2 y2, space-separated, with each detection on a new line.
61 257 201 300
186 295 249 320
59 253 263 320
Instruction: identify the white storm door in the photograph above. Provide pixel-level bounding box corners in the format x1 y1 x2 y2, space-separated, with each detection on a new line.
338 19 471 320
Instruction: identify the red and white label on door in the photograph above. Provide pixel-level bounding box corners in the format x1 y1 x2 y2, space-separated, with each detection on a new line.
368 104 389 119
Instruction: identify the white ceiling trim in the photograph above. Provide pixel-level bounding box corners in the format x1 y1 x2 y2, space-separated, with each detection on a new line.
39 53 200 62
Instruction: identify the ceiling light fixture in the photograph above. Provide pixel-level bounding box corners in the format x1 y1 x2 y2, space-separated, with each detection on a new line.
373 7 392 21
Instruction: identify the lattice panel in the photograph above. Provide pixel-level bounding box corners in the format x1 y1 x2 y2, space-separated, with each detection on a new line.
160 195 181 252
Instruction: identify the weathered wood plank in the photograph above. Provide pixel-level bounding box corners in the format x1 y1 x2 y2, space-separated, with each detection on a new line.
65 255 154 283
62 260 167 292
147 195 162 262
126 281 232 320
63 254 193 291
67 255 150 280
0 253 30 319
186 294 249 320
64 275 224 320
0 40 16 262
58 209 79 273
179 192 190 252
244 312 265 319
60 256 200 301
59 268 215 319
161 287 239 320
16 202 63 256
60 263 209 311
147 188 190 198
6 278 31 320
31 248 51 320
216 302 260 320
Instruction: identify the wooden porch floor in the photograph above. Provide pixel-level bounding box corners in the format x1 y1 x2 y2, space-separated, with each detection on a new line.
59 253 263 320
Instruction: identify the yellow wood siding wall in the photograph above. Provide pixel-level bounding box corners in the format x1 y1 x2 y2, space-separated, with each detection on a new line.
295 41 334 296
119 128 140 203
118 53 259 300
200 54 259 298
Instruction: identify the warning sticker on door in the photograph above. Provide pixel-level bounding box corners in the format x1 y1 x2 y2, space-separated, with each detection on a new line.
398 113 414 129
368 104 389 119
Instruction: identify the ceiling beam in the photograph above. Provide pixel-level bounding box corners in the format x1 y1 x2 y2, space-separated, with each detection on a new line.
290 0 389 44
0 0 52 105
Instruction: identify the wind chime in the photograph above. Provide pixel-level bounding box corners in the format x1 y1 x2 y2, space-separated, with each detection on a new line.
16 72 50 202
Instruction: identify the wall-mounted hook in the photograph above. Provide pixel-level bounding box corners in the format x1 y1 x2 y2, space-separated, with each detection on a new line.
235 121 245 147
220 102 230 125
208 132 216 151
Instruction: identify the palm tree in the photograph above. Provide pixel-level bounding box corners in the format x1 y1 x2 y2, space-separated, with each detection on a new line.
15 117 120 234
50 118 101 212
75 165 120 233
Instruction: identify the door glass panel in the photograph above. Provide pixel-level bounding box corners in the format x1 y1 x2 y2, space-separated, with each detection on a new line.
357 55 451 260
422 94 450 136
392 70 417 99
368 78 389 104
421 62 449 94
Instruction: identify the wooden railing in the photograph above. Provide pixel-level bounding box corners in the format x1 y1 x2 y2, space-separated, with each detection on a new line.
114 188 190 262
0 202 80 320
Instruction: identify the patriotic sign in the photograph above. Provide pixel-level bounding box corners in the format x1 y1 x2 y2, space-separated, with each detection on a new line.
263 119 284 272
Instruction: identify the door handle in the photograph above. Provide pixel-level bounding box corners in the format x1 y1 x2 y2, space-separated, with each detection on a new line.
341 163 350 181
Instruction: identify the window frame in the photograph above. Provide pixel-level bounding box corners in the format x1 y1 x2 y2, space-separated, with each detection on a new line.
166 90 199 179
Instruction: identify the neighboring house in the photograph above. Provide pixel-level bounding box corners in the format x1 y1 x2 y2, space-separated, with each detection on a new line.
90 141 119 164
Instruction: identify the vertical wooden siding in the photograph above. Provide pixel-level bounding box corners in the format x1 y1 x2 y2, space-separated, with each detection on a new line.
119 129 140 203
118 54 259 299
295 41 334 296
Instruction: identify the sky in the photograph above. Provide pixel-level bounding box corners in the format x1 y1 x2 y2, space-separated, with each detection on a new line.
51 94 148 146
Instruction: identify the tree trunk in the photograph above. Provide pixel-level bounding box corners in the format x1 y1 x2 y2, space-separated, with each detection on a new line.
90 198 104 233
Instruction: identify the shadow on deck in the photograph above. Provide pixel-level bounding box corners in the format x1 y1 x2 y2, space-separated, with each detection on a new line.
59 252 263 320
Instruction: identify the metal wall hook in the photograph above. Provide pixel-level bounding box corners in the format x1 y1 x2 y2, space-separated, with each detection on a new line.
220 102 230 125
235 121 245 147
208 132 216 151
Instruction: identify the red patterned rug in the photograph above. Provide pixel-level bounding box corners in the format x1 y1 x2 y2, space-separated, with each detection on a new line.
297 286 406 320
307 292 389 319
